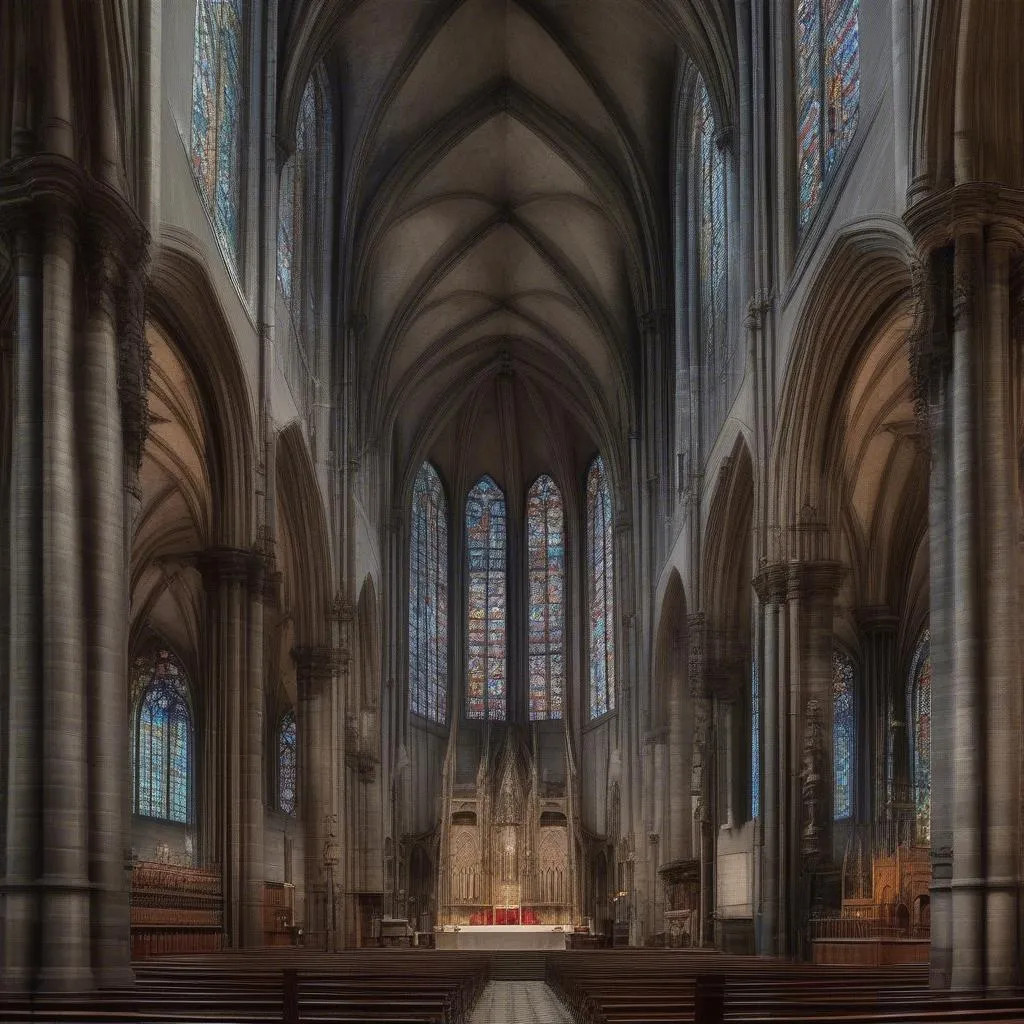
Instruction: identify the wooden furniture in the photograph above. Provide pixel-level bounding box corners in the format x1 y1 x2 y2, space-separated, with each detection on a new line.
130 861 223 959
262 881 296 946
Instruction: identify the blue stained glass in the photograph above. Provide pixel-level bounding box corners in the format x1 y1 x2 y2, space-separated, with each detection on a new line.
832 648 855 820
191 0 243 259
133 649 193 824
465 475 506 720
796 0 860 231
910 629 931 844
278 710 297 815
751 658 760 820
587 456 616 718
694 78 728 358
410 463 449 723
527 475 565 721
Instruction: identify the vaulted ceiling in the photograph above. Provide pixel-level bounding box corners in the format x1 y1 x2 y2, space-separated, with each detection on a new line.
282 0 736 468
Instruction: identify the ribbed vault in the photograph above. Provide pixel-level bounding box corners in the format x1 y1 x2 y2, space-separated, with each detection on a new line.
282 0 735 466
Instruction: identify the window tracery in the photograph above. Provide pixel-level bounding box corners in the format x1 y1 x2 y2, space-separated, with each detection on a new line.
526 475 565 721
465 475 507 721
587 456 616 718
795 0 861 232
909 629 931 844
132 649 193 824
832 647 855 820
278 709 297 816
191 0 243 259
693 76 728 367
409 462 448 723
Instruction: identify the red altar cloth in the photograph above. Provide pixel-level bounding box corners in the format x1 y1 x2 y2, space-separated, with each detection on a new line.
469 907 540 925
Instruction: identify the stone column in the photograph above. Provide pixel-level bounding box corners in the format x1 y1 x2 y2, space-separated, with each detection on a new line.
3 216 46 994
909 243 954 989
293 646 338 942
753 565 785 954
687 613 714 946
978 232 1019 990
949 232 984 990
854 607 898 828
785 559 844 945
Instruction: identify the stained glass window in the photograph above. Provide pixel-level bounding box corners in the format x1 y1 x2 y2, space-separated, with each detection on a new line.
832 647 855 820
191 0 243 258
587 456 616 718
465 475 506 720
527 475 565 721
910 629 931 844
751 658 760 820
410 462 449 723
278 710 297 815
694 77 728 353
277 78 318 307
133 649 193 824
795 0 860 231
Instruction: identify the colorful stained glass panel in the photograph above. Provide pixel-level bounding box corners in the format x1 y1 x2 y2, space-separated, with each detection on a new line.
527 475 565 720
191 0 243 258
133 649 193 824
409 463 448 723
466 475 506 720
278 710 297 815
911 629 931 844
832 648 855 820
587 456 616 718
694 78 728 357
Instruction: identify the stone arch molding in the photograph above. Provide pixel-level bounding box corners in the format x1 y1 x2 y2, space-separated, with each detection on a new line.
770 219 916 563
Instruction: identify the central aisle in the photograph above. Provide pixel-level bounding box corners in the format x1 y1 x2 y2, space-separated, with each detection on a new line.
469 981 574 1024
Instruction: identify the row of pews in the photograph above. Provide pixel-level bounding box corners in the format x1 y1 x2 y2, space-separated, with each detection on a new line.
546 949 1024 1023
0 949 491 1023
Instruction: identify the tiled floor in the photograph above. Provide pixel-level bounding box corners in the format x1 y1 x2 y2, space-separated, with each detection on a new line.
469 981 574 1023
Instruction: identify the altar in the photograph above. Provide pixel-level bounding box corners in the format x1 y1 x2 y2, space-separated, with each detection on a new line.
435 924 568 951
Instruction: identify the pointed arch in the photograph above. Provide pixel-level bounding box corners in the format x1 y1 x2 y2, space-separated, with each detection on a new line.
586 455 615 719
465 474 507 721
277 708 297 815
526 474 565 721
410 462 448 722
908 628 931 844
131 645 195 824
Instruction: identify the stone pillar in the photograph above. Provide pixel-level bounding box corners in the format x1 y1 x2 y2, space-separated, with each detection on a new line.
293 646 339 942
854 607 898 828
753 565 785 954
687 613 714 946
909 243 954 989
199 547 268 948
978 232 1019 990
785 559 844 945
949 232 985 990
666 630 687 863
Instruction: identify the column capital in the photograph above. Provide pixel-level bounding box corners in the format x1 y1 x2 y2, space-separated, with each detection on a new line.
752 562 787 603
785 560 846 601
687 613 746 699
197 546 270 594
292 645 345 688
854 605 899 634
908 245 954 444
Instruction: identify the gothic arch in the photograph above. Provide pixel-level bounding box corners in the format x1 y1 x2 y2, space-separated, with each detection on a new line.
148 236 258 548
770 220 916 560
277 422 335 644
356 574 381 710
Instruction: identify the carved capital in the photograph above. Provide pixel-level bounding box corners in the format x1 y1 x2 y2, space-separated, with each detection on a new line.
785 560 846 601
292 645 343 690
752 563 787 604
198 546 269 593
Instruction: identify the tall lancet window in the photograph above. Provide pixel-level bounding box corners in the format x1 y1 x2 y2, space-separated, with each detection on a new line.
191 0 243 259
586 456 616 718
909 629 931 844
694 77 728 358
832 647 855 820
465 475 507 721
409 462 448 723
526 475 565 720
277 79 315 306
278 710 297 815
795 0 861 232
132 649 194 824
